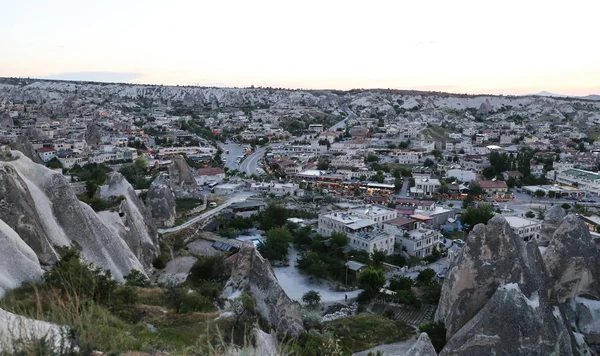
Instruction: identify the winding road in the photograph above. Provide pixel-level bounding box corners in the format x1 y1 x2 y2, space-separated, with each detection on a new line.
239 146 267 176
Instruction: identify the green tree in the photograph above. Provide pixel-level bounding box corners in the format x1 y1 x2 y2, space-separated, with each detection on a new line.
534 189 546 198
358 267 386 293
462 194 474 209
389 276 413 291
258 227 293 261
416 268 436 286
47 157 63 169
371 250 387 269
317 157 329 170
468 182 484 196
261 204 289 230
124 269 149 287
460 203 495 231
302 290 321 307
399 141 409 149
419 321 447 352
561 203 571 210
525 211 536 219
431 149 442 160
330 231 349 250
482 166 496 179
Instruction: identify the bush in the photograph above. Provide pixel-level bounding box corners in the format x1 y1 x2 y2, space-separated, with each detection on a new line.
561 203 571 210
187 255 229 285
113 285 138 305
416 268 436 286
179 292 213 313
124 269 150 287
302 290 321 307
389 276 413 292
152 256 167 269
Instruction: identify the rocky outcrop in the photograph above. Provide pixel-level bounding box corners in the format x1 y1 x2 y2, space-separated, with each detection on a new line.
435 216 550 338
542 215 600 302
146 173 176 228
405 333 438 356
96 172 159 269
0 219 44 297
10 136 43 164
440 284 575 356
168 155 198 196
222 243 304 338
0 151 145 283
538 205 566 245
0 308 67 352
85 123 101 149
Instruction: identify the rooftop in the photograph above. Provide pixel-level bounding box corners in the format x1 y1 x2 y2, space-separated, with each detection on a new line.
563 169 600 181
504 216 540 228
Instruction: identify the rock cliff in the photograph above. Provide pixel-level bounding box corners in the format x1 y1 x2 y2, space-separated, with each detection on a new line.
10 136 43 164
0 307 66 352
222 243 304 338
0 219 44 298
146 173 176 228
435 215 550 338
542 215 600 302
440 284 575 356
538 205 567 245
0 150 145 283
405 333 438 356
96 172 159 269
84 122 101 149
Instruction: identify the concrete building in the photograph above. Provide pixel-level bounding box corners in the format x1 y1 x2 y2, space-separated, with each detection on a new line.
37 147 56 162
348 205 397 228
556 169 600 196
504 216 542 241
318 211 394 254
413 177 441 196
197 167 226 186
396 223 443 258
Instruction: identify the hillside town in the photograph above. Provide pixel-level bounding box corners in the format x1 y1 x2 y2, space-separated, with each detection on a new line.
2 78 600 354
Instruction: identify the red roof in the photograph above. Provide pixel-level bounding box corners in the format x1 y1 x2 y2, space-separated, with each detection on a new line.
198 167 225 176
476 180 508 189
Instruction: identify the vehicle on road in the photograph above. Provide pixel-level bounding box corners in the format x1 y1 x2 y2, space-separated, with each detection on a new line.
209 202 217 208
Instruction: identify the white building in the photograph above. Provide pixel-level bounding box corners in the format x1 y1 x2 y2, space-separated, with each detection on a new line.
197 167 226 186
413 177 441 196
556 169 600 196
318 211 394 254
349 205 397 228
37 148 56 162
397 223 443 258
395 151 421 165
330 155 366 169
504 216 542 241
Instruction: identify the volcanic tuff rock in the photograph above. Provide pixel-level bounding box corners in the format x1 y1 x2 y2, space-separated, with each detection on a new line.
168 155 198 196
0 219 44 298
222 243 304 338
435 215 550 339
10 136 43 164
538 205 567 245
96 172 159 269
84 122 101 149
0 150 145 282
146 173 176 228
440 284 575 356
0 308 66 352
542 215 600 302
404 333 438 356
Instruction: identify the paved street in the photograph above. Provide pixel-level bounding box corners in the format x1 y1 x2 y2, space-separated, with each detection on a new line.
222 142 245 170
239 146 267 175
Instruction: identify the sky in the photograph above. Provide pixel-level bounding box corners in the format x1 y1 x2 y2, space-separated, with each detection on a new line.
1 0 599 96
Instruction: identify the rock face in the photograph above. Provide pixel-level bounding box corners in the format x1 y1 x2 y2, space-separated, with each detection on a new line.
168 155 198 196
10 136 43 164
440 284 575 356
96 172 159 269
0 308 66 352
435 216 550 338
405 333 438 356
0 219 44 298
222 243 304 338
84 123 101 149
538 205 566 244
542 215 600 302
146 173 176 228
0 151 145 283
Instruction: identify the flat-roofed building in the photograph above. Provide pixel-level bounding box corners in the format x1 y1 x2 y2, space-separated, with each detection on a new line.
504 216 542 241
318 211 394 254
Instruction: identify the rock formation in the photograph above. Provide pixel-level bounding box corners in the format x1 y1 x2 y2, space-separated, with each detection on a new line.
542 215 600 302
84 122 101 150
0 308 67 352
0 150 145 283
0 219 44 297
538 205 566 245
10 136 43 164
435 216 550 338
146 173 176 228
96 172 159 269
405 333 438 356
168 155 198 196
440 284 575 356
222 242 304 338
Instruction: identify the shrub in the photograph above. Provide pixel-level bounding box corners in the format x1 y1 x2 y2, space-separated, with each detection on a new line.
124 269 150 287
179 292 212 313
389 276 413 292
113 285 138 305
419 321 446 352
302 290 321 307
187 255 229 285
152 256 167 269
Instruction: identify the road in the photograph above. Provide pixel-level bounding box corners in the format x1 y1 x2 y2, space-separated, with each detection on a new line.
222 142 245 170
329 106 355 132
239 146 267 175
158 192 255 234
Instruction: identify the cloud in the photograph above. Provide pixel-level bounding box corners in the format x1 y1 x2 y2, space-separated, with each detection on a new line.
44 71 142 83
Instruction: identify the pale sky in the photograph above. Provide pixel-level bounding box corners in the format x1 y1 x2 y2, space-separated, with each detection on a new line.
1 0 599 95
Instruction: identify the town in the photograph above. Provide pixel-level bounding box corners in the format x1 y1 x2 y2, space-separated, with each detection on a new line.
2 77 600 354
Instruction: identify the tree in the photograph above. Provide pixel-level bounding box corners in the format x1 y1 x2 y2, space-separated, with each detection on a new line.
371 250 387 269
462 194 474 209
394 178 403 190
358 267 386 293
389 276 413 292
258 227 293 261
399 141 409 149
419 321 447 352
534 189 546 198
317 157 329 170
561 203 571 210
423 158 434 167
416 268 436 286
47 157 63 169
525 211 536 219
124 269 150 287
366 153 380 163
261 204 289 230
482 166 496 179
460 203 495 231
431 149 442 160
467 182 484 197
302 290 321 307
330 231 349 249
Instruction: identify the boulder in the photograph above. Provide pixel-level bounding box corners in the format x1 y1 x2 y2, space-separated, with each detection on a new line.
542 215 600 302
440 284 575 356
405 333 438 356
222 243 304 338
0 308 67 353
435 216 550 339
146 173 176 228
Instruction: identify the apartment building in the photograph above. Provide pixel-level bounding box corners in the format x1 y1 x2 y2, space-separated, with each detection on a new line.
318 211 394 254
556 169 600 195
